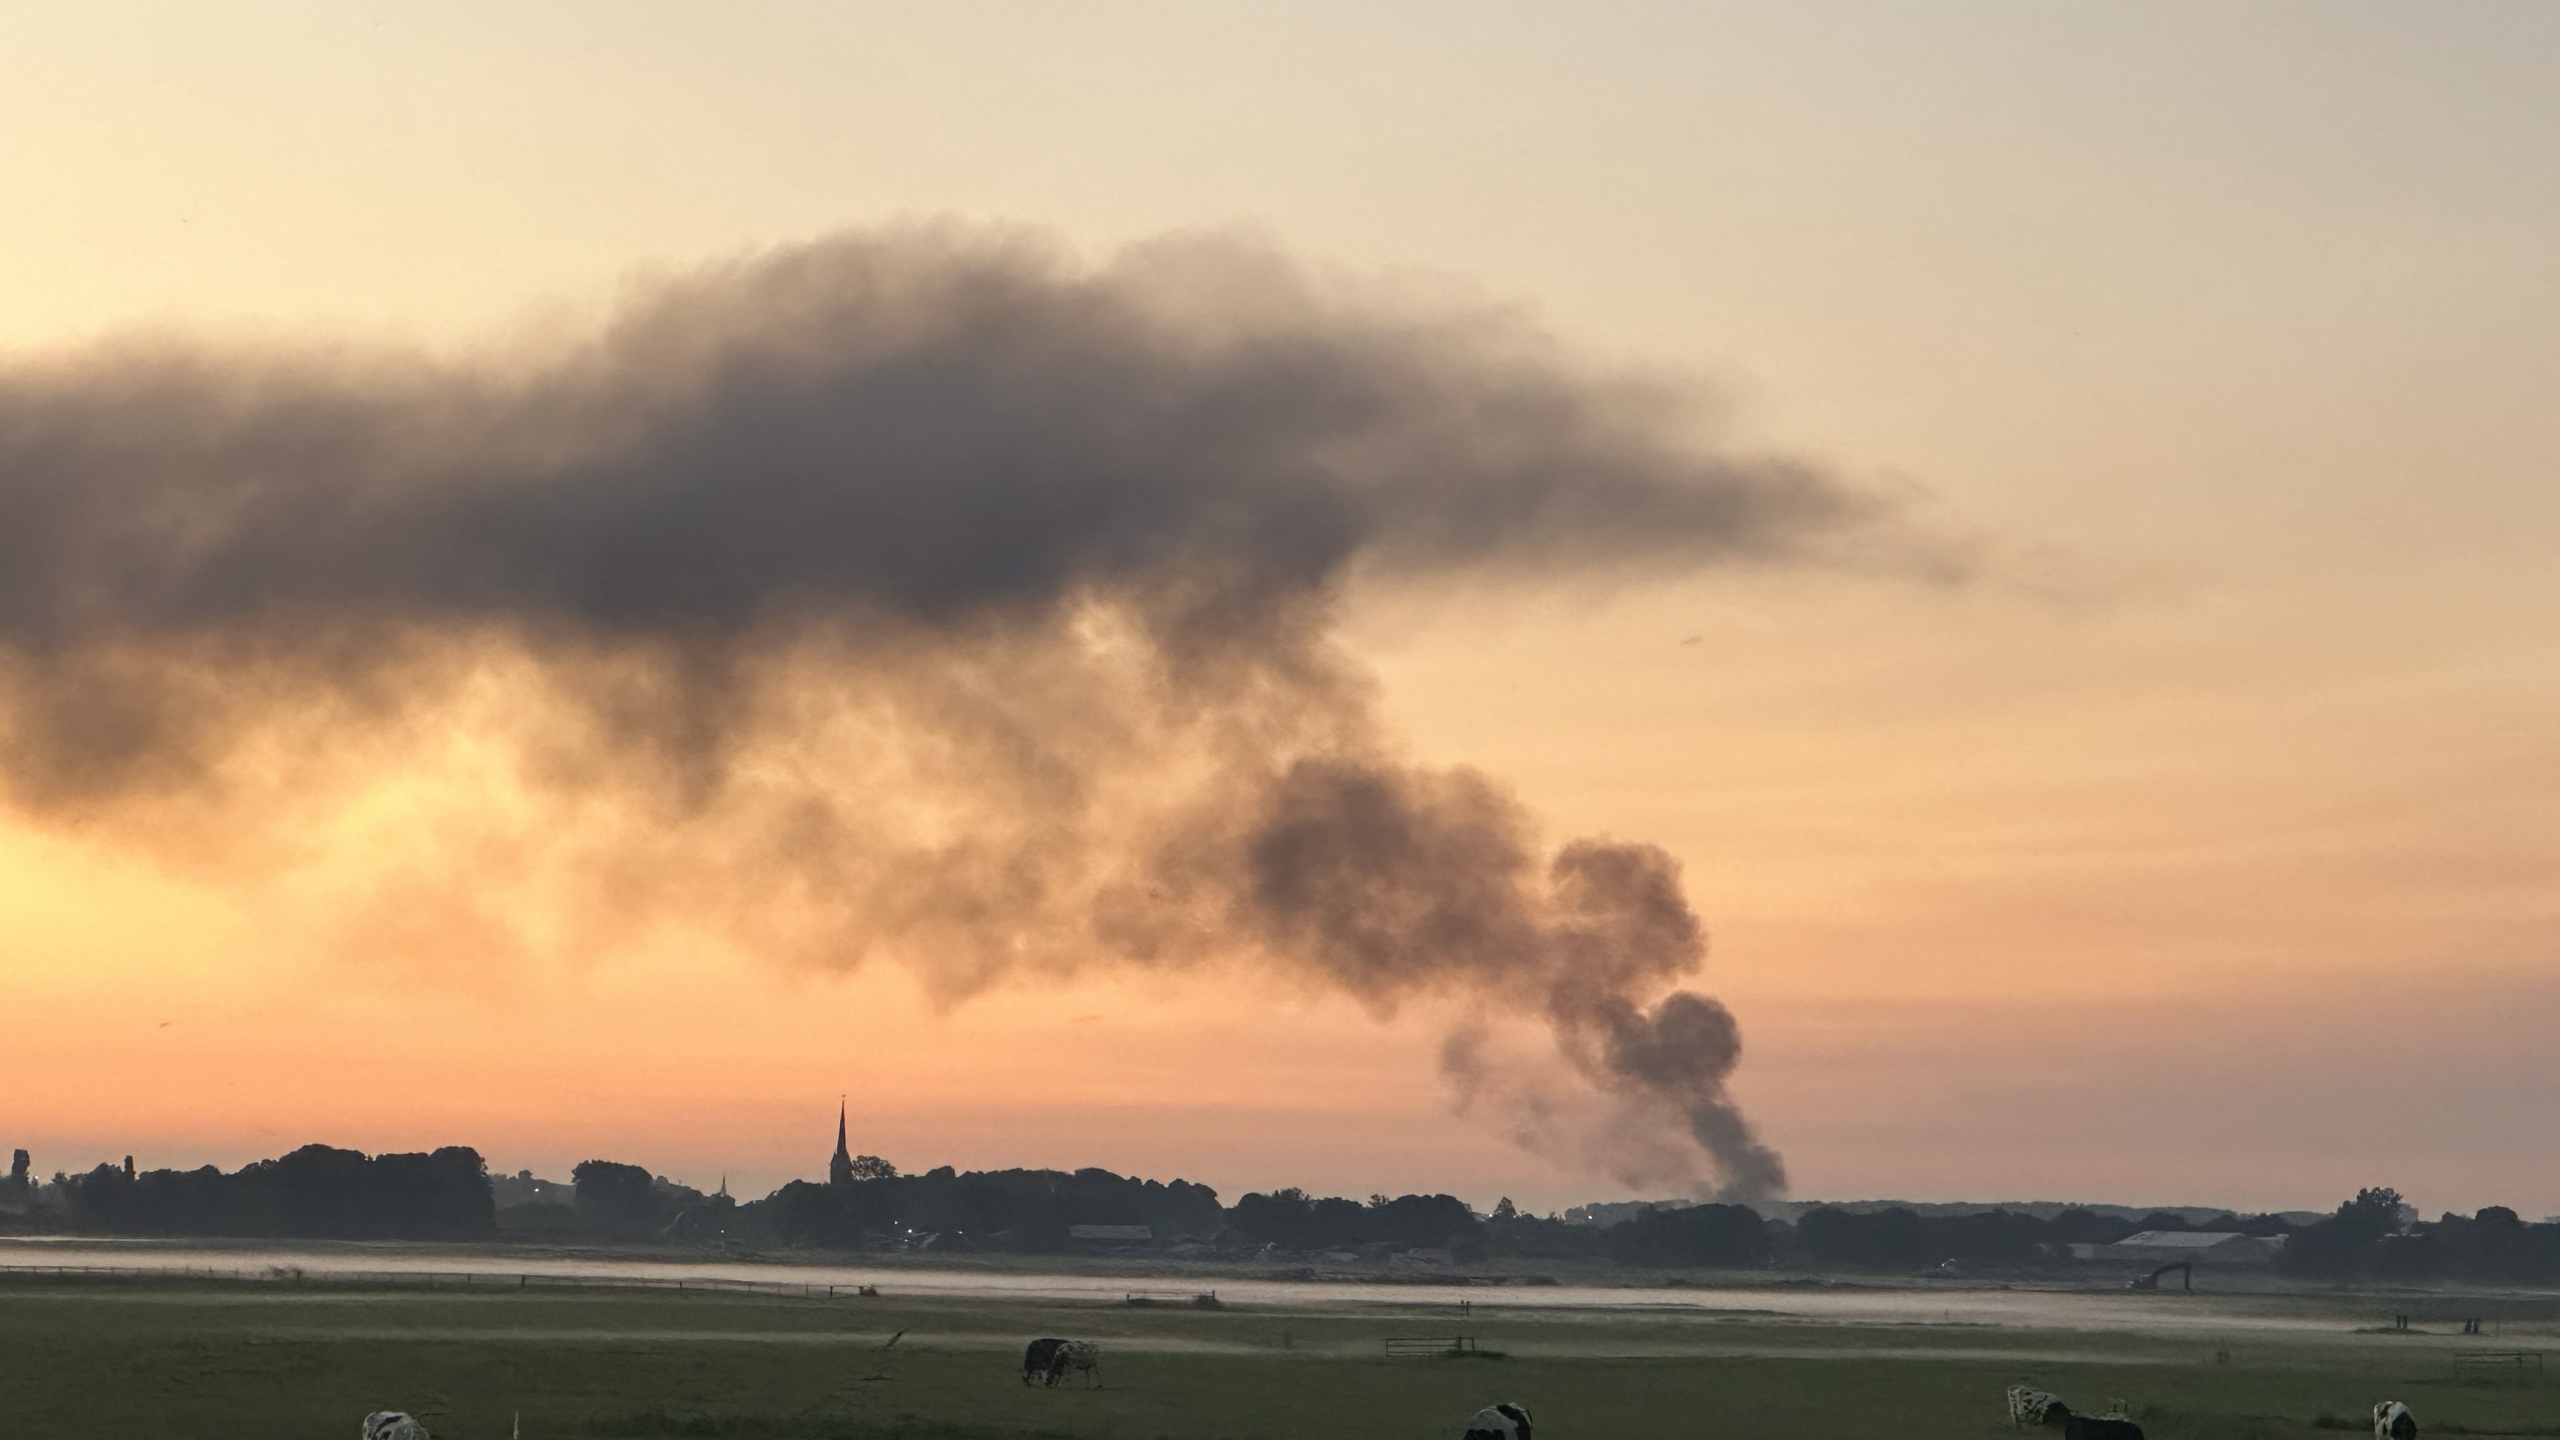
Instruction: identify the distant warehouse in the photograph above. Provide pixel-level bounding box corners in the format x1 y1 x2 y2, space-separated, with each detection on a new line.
2071 1231 2286 1264
1067 1224 1154 1242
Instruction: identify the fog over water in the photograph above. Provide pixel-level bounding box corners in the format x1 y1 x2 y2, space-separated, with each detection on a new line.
0 1241 2461 1338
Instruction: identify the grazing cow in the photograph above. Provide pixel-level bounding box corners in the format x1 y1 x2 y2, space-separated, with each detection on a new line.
361 1414 430 1440
1461 1402 1533 1440
1054 1340 1100 1388
2375 1402 2417 1440
2061 1416 2144 1440
1022 1338 1068 1387
2006 1386 2071 1427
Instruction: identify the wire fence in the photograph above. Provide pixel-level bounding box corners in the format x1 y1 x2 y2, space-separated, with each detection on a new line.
1382 1336 1478 1357
2453 1351 2546 1378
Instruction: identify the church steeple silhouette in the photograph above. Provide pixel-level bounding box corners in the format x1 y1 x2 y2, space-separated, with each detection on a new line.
828 1097 855 1187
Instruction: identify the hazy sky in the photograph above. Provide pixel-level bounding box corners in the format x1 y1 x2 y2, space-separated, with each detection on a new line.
3 2 2556 1217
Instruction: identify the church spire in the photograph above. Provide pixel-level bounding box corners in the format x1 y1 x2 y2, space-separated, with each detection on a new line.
829 1096 855 1187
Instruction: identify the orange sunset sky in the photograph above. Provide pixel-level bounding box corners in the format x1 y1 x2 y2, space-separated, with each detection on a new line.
3 2 2557 1218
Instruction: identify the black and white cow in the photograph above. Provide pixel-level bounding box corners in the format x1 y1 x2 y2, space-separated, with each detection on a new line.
2061 1415 2144 1440
1462 1402 1533 1440
2006 1386 2071 1427
361 1413 431 1440
1054 1340 1100 1388
1022 1338 1068 1387
2375 1401 2417 1440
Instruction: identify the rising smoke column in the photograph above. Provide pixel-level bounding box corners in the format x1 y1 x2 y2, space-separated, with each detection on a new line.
1195 759 1785 1198
0 226 1878 1197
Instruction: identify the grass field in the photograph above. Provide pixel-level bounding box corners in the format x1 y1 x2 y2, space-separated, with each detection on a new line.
4 1271 2557 1440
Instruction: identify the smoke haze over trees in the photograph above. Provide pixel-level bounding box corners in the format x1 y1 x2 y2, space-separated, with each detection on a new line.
0 228 1923 1197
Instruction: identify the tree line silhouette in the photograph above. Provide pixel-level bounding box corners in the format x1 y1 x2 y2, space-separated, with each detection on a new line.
15 1145 496 1240
2273 1186 2560 1285
5 1141 2553 1283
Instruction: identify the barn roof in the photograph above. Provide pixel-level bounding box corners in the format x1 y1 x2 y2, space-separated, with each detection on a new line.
2115 1230 2256 1249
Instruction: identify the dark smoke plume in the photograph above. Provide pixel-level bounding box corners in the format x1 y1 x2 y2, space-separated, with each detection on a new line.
0 226 1866 1196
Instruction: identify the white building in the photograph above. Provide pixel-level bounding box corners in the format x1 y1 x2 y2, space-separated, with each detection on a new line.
2069 1230 2285 1264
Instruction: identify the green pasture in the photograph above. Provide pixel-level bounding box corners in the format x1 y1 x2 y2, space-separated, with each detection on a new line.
2 1274 2555 1440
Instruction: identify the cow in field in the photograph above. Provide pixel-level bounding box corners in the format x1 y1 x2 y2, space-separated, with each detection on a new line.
2006 1386 2071 1427
1462 1402 1533 1440
1022 1338 1068 1386
2061 1416 2144 1440
361 1414 430 1440
2375 1402 2417 1440
1054 1339 1100 1388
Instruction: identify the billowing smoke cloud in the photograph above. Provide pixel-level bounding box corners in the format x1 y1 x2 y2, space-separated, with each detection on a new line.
0 226 1869 1197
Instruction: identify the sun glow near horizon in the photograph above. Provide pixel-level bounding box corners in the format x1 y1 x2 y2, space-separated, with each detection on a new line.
2 2 2557 1220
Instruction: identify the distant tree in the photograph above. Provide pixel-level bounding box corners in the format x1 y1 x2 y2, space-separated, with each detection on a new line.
572 1160 662 1237
1226 1188 1478 1252
66 1162 136 1232
1230 1187 1324 1249
755 1163 1221 1253
2346 1187 2407 1235
1934 1209 2050 1265
1367 1193 1479 1249
2047 1207 2133 1246
1475 1202 1609 1261
45 1142 492 1241
213 1144 495 1240
846 1155 897 1181
2225 1212 2297 1237
2279 1187 2412 1279
1609 1203 1770 1268
1796 1207 1933 1271
259 1145 374 1235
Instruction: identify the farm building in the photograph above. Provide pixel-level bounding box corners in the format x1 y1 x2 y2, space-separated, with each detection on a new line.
2069 1231 2285 1264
